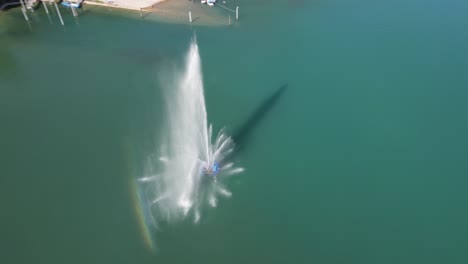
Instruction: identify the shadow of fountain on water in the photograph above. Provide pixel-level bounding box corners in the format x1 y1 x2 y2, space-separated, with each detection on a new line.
232 83 288 153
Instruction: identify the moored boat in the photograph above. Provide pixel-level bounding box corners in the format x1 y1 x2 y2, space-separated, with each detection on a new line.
61 0 82 8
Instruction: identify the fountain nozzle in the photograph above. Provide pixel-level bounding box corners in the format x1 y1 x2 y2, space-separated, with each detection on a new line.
202 161 221 177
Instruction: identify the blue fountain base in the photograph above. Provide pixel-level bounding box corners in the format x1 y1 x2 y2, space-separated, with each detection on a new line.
211 163 220 175
203 162 220 177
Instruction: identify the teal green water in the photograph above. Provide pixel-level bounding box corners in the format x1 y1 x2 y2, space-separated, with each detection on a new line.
2 0 468 263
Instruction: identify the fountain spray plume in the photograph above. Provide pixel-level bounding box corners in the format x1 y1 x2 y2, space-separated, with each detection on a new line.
138 38 243 229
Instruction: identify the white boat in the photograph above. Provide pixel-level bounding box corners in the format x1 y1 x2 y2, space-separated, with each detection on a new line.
201 0 206 3
207 2 214 6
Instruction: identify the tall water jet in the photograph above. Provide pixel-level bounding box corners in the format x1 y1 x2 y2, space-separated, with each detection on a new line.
138 39 243 234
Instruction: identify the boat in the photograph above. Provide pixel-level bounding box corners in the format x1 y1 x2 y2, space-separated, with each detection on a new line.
25 0 40 11
201 0 206 3
0 1 21 11
61 0 82 8
207 0 215 6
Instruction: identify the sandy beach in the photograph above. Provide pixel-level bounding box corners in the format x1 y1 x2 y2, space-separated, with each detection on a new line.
85 0 234 26
85 0 165 10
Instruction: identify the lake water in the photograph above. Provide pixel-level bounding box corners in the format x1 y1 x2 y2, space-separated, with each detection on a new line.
2 0 468 263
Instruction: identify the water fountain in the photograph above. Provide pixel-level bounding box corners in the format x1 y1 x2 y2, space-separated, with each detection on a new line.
138 39 243 231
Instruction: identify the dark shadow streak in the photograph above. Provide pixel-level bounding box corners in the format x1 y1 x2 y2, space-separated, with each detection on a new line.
232 83 288 153
142 12 152 19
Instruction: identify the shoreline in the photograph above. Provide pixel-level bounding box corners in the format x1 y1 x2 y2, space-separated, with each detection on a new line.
0 0 236 27
84 0 234 27
84 0 166 11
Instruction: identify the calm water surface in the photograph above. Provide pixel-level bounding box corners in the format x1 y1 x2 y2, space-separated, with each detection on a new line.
1 0 468 263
